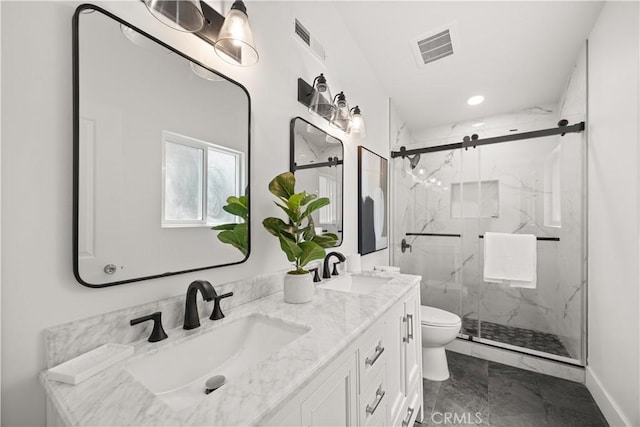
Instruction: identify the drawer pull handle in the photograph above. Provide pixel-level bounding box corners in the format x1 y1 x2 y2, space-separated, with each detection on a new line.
407 313 414 341
401 406 415 427
402 316 410 343
365 343 385 367
365 386 385 416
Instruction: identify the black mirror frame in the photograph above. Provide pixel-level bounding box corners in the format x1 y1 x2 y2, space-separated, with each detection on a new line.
289 117 344 248
72 4 251 287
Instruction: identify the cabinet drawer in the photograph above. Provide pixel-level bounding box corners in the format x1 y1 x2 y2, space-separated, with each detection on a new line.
396 386 420 427
358 328 386 389
359 369 387 427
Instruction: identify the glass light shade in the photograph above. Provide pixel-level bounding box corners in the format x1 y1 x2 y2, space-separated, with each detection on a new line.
143 0 205 33
348 106 366 138
214 3 259 66
330 92 352 132
189 62 225 81
309 74 335 119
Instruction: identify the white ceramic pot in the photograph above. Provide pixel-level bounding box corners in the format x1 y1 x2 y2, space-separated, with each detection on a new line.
283 271 314 304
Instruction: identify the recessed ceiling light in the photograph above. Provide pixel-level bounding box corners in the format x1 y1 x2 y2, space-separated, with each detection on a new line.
472 122 485 127
467 95 484 106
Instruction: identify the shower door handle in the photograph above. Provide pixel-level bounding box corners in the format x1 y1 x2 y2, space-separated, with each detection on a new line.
401 239 412 253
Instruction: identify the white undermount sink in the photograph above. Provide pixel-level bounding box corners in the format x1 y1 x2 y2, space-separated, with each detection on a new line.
125 314 309 409
318 274 391 295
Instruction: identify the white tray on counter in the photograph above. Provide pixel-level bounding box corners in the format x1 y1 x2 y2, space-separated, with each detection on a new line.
48 343 134 385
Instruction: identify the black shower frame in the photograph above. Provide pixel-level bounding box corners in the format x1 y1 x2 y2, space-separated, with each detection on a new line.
391 121 585 158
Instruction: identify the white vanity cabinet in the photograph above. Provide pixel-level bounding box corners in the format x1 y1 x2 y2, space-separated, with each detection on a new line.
263 287 422 427
385 286 422 426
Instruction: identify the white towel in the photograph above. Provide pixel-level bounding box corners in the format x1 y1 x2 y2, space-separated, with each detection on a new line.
483 232 537 289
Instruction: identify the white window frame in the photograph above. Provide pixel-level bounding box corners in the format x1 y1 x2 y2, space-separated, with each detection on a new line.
161 130 244 228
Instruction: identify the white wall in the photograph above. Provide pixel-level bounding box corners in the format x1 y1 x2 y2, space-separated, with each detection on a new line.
587 2 640 426
0 1 389 425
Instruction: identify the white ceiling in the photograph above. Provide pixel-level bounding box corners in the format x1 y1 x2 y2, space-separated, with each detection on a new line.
334 1 603 133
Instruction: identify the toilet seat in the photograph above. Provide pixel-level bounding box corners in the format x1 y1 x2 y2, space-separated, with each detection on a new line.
420 306 461 327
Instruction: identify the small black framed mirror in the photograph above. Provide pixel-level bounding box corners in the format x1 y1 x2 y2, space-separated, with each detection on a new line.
73 5 251 287
290 117 343 246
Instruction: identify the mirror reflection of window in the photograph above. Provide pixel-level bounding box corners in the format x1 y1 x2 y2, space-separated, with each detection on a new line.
162 131 244 227
318 173 337 225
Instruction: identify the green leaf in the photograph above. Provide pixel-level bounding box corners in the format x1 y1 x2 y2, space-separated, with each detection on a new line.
312 233 338 248
300 193 317 206
223 202 248 220
287 192 306 210
269 172 296 200
278 235 302 262
216 223 248 256
302 215 316 241
297 241 326 268
262 217 289 237
301 197 330 219
211 223 238 231
274 202 299 223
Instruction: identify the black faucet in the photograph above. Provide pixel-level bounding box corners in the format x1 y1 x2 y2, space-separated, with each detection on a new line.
323 251 346 279
210 289 234 320
184 280 216 330
130 311 168 342
308 267 322 283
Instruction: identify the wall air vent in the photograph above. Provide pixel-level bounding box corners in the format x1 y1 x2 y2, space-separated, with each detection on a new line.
294 18 326 63
411 22 458 68
295 19 311 46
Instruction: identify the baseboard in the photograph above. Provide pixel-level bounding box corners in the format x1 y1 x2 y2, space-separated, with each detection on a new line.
585 367 632 427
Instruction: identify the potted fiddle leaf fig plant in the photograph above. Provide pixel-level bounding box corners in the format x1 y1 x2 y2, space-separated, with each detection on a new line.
211 194 249 256
262 172 338 303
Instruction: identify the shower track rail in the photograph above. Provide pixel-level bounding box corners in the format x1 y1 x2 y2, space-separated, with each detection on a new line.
391 121 585 158
406 232 559 241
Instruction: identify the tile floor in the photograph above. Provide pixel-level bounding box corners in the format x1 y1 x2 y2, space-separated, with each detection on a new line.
462 318 572 358
416 351 608 427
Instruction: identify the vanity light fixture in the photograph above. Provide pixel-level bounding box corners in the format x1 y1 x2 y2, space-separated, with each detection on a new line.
143 0 205 33
308 74 336 119
145 0 259 66
298 75 367 138
213 1 259 66
189 62 225 81
348 106 367 138
330 92 352 132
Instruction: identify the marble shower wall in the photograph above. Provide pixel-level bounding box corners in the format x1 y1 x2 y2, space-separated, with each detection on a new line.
392 90 586 361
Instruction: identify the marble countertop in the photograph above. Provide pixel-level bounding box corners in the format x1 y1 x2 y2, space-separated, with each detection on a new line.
40 272 420 426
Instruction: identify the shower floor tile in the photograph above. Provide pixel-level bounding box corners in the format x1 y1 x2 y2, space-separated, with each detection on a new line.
462 318 572 358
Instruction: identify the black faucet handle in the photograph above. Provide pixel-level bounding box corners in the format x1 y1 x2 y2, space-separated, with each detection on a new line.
210 292 234 320
309 267 321 282
332 262 341 276
130 311 168 342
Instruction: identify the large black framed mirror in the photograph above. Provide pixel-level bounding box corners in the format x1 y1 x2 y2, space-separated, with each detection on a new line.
73 5 250 287
290 117 343 246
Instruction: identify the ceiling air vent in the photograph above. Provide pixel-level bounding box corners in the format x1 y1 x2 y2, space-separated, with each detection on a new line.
411 22 458 68
294 18 326 63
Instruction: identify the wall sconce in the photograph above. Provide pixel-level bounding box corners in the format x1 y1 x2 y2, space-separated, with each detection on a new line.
348 106 367 138
298 75 366 138
330 92 352 132
144 0 205 33
308 74 335 119
145 0 259 66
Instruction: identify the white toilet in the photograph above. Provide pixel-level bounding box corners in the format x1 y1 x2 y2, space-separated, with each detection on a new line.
420 305 462 381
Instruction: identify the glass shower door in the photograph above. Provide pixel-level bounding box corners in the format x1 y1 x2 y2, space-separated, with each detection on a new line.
393 149 469 324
